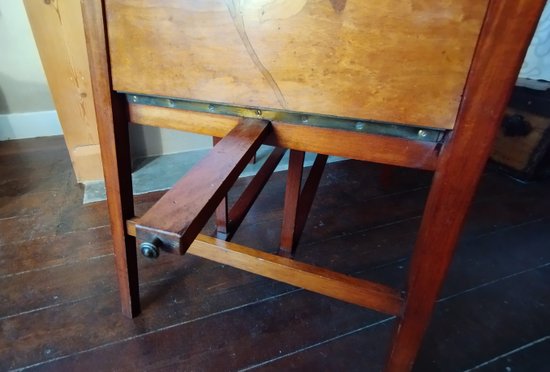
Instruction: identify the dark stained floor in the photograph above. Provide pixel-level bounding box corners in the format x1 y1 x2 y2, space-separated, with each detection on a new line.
1 136 549 371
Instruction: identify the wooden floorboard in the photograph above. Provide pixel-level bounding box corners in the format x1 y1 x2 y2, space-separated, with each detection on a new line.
470 336 550 372
0 136 549 371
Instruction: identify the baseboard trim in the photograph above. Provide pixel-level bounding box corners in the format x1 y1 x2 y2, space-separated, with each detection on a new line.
0 110 63 141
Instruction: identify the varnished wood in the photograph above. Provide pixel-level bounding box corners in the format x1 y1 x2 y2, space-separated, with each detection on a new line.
187 235 402 317
81 0 139 318
127 104 440 170
224 147 287 241
214 196 229 238
279 150 305 255
128 220 403 316
386 1 548 371
294 154 328 247
212 133 260 239
24 0 103 182
212 137 230 237
280 152 327 256
106 0 489 129
136 119 271 254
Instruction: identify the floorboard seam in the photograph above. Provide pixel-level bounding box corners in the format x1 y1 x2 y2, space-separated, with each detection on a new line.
237 264 550 371
299 213 549 252
0 215 25 222
3 226 111 247
299 215 422 249
12 288 302 371
463 217 549 241
0 294 100 321
0 254 113 280
238 317 396 372
437 262 550 303
463 335 550 371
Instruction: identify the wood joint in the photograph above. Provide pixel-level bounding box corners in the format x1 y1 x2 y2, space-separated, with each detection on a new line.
135 118 271 255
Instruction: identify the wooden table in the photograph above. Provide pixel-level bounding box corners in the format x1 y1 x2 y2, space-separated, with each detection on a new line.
81 1 545 370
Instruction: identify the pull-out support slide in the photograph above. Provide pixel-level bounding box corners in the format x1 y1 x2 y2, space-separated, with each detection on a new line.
135 118 271 255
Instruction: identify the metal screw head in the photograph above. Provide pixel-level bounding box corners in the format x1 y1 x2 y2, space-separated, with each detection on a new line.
355 122 366 131
301 115 309 123
140 240 160 259
208 104 215 112
131 96 138 103
167 99 175 108
418 129 428 138
255 109 262 117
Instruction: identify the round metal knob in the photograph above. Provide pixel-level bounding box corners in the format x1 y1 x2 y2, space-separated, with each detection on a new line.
140 239 161 259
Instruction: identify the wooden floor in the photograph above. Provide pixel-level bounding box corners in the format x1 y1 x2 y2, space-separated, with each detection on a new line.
1 136 549 371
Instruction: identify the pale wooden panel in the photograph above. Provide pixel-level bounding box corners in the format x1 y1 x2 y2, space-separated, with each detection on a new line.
24 0 103 182
72 144 105 181
107 0 489 129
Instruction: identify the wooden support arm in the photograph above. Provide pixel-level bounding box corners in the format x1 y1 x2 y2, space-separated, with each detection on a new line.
135 118 271 255
280 152 328 256
223 146 287 241
213 143 286 241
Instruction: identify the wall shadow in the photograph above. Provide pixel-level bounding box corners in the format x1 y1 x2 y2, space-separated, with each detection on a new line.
0 73 58 141
0 84 8 114
129 123 164 170
0 77 15 140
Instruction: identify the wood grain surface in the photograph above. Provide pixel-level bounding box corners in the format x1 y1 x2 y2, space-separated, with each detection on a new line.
106 0 489 129
386 1 547 370
127 104 441 170
81 0 140 317
24 0 103 182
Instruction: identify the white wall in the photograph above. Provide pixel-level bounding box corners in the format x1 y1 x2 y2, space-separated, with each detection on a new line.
129 124 212 159
519 3 550 82
0 0 62 140
0 1 54 114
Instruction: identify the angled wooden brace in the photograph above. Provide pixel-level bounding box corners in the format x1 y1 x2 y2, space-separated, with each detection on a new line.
135 118 271 256
220 146 287 241
279 150 328 257
211 136 261 238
